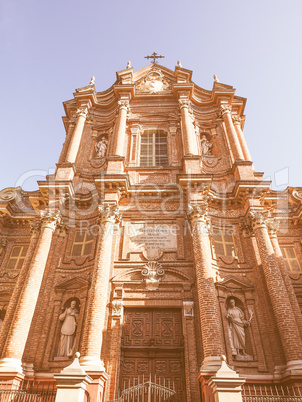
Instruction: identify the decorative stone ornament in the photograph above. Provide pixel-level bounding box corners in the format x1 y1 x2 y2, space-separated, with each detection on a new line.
187 202 211 230
183 301 194 317
98 204 121 224
136 69 170 93
112 300 123 317
141 261 165 290
0 187 17 202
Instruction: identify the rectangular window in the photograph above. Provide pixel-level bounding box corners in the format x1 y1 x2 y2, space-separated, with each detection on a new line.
280 246 301 271
71 231 94 257
6 245 29 270
140 130 168 167
213 230 236 257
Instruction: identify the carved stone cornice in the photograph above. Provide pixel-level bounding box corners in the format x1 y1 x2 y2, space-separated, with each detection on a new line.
40 210 62 231
187 202 211 232
98 204 121 224
76 107 88 118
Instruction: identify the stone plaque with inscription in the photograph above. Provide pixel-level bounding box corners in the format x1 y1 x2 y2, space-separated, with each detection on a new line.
125 223 178 259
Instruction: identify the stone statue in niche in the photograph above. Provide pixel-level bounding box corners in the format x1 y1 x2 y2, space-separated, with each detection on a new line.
57 300 79 358
200 135 213 155
226 298 253 360
95 137 108 158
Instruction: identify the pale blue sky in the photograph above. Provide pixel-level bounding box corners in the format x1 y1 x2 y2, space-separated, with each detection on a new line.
0 0 301 191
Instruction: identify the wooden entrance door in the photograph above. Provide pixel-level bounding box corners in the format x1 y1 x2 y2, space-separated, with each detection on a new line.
120 308 186 401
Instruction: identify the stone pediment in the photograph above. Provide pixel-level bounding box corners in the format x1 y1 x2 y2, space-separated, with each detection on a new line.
55 276 90 291
111 267 193 284
216 275 254 291
135 68 172 94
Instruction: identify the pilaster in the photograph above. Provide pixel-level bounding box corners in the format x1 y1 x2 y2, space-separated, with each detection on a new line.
0 210 61 373
80 204 121 372
220 105 244 161
247 210 302 370
187 202 224 373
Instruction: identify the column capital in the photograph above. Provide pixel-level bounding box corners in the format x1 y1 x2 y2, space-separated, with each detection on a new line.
30 220 42 237
40 210 62 231
220 104 232 115
266 219 279 238
232 115 242 125
98 204 121 224
179 99 191 110
117 100 130 111
249 209 271 230
76 107 89 118
239 218 254 238
187 202 211 231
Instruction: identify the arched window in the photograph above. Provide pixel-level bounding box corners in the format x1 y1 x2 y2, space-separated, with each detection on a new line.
140 130 168 167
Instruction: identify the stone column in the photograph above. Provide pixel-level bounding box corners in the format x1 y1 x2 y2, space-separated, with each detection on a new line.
220 105 244 161
179 100 198 156
0 211 61 373
111 101 129 157
65 107 88 164
267 220 302 337
249 211 302 367
80 204 121 371
232 116 252 162
187 203 224 372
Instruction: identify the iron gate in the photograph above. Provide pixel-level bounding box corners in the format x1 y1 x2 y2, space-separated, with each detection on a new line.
109 375 176 402
0 380 56 401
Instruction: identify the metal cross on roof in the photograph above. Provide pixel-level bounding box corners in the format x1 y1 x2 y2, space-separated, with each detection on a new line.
144 52 165 64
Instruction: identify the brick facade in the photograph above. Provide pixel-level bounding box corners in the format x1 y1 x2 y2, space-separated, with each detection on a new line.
0 62 302 401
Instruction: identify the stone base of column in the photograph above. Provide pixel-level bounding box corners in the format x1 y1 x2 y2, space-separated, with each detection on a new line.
54 353 92 402
182 156 201 173
200 356 223 373
107 156 125 174
86 372 108 402
207 356 246 402
55 163 76 181
285 360 302 375
0 358 23 374
79 356 106 372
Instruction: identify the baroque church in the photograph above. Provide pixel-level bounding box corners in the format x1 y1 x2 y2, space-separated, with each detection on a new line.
0 59 302 402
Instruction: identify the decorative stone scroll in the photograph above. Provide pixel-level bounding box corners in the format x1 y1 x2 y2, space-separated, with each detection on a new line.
141 261 165 290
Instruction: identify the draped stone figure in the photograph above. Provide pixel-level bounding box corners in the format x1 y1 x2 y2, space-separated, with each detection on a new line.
57 300 79 358
200 135 213 155
95 137 108 158
227 298 251 357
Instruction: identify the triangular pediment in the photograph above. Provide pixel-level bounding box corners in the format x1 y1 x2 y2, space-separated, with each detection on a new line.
55 276 90 291
216 275 254 290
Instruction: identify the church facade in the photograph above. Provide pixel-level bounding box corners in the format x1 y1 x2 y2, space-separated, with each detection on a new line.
0 62 302 401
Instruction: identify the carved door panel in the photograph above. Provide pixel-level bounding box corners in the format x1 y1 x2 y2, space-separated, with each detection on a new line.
120 309 186 401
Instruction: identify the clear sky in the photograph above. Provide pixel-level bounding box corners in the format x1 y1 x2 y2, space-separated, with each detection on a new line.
0 0 301 191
